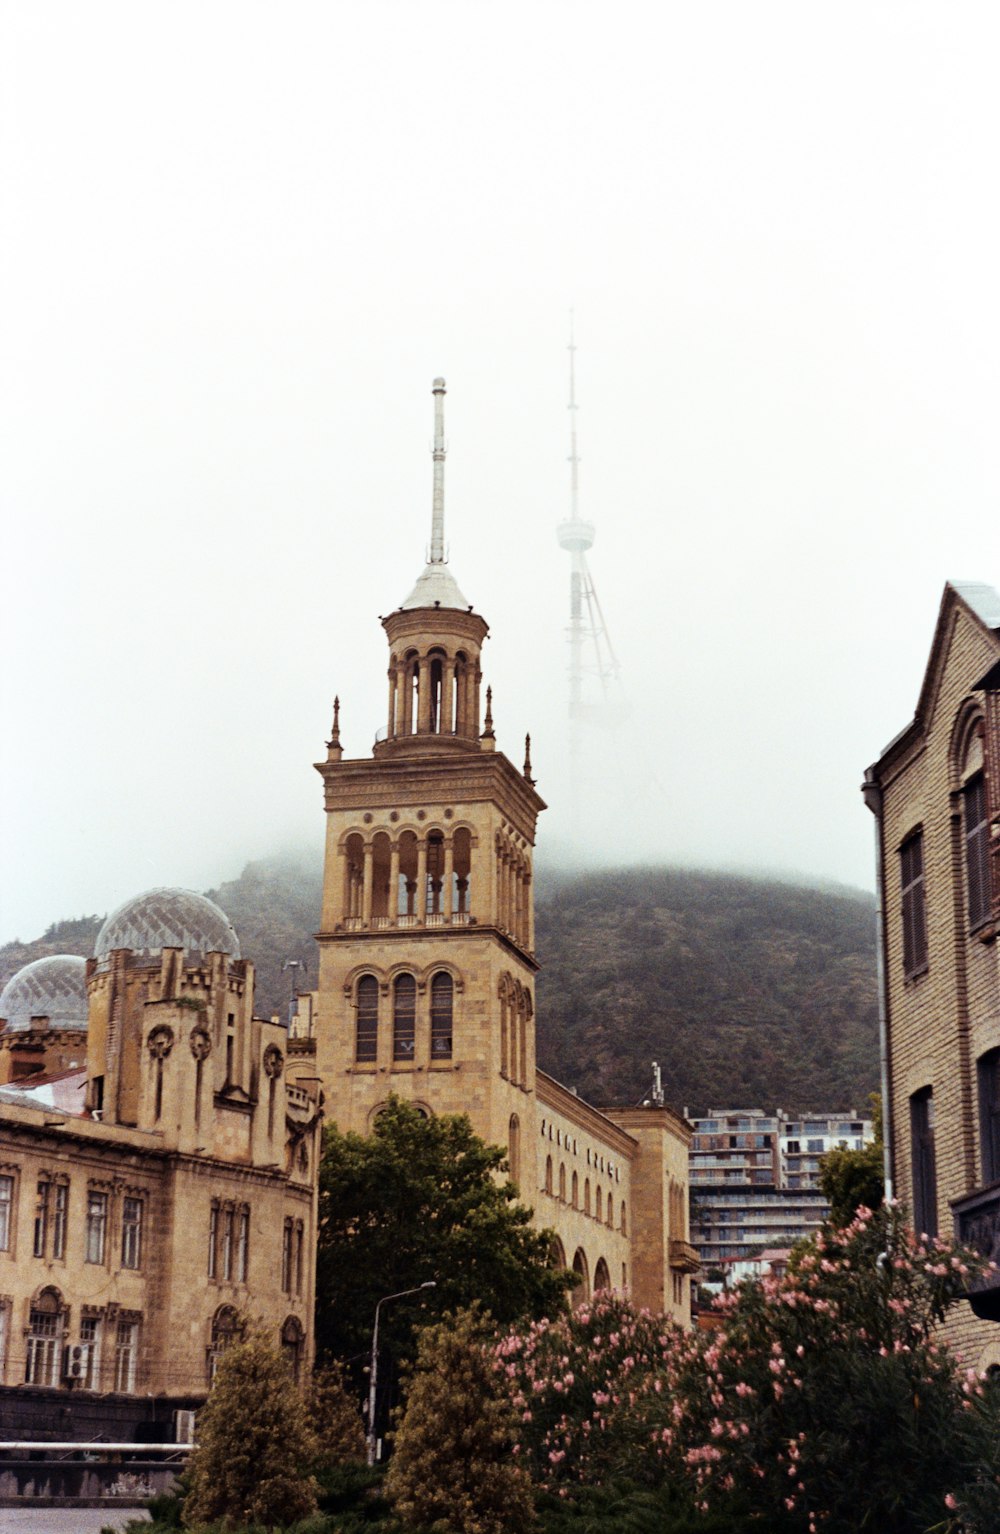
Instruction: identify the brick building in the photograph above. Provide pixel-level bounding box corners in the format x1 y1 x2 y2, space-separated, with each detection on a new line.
864 581 1000 1368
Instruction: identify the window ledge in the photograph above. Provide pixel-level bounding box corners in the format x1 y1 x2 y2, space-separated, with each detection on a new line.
904 965 930 986
973 920 997 945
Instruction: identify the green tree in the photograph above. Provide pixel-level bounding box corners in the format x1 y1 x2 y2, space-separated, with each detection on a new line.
386 1307 534 1534
819 1091 885 1228
315 1097 571 1367
182 1332 318 1530
307 1359 366 1467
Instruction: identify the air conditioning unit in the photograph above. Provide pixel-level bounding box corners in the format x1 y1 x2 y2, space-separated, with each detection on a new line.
173 1408 197 1445
64 1344 84 1381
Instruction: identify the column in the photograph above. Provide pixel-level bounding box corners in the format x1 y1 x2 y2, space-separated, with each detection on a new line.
443 839 454 919
442 659 456 735
389 841 400 922
362 842 374 925
387 666 397 738
417 657 431 733
417 839 428 924
402 664 414 735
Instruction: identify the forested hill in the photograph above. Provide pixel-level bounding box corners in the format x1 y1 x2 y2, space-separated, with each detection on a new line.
1 859 879 1117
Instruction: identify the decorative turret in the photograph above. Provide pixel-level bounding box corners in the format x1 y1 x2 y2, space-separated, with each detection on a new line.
377 379 490 757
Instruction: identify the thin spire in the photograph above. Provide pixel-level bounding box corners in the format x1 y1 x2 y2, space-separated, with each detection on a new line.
430 377 446 564
326 696 343 762
482 685 495 739
523 732 535 785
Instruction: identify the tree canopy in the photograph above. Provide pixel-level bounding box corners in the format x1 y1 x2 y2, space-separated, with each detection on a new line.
315 1096 571 1367
819 1092 885 1228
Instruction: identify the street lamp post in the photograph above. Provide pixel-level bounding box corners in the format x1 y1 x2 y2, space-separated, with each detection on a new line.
366 1281 436 1466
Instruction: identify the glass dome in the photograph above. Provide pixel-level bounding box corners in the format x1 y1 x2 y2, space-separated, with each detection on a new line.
0 955 89 1033
94 888 241 967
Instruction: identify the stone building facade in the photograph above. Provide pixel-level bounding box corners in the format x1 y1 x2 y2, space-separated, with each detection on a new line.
864 581 1000 1367
288 379 696 1322
0 889 320 1433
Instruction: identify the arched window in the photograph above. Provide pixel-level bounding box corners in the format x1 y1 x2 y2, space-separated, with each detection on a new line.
499 981 509 1078
356 975 378 1063
545 1155 553 1194
429 654 444 732
558 1163 567 1201
606 1192 614 1227
549 1236 567 1270
572 1170 579 1208
281 1315 304 1383
453 827 472 917
344 833 365 923
595 1183 602 1220
584 1178 591 1215
25 1288 64 1386
430 972 453 1060
620 1200 628 1235
427 832 445 914
594 1258 611 1292
572 1248 589 1301
508 1114 520 1188
208 1305 242 1383
393 974 416 1061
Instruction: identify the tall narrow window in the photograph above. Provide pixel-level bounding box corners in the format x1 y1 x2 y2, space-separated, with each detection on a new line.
910 1087 937 1238
80 1315 102 1389
207 1203 218 1278
86 1190 108 1264
901 831 928 977
965 773 991 930
356 975 378 1063
0 1177 12 1252
430 972 453 1060
979 1050 1000 1185
393 974 416 1061
282 1218 293 1293
294 1220 304 1297
25 1293 63 1386
508 1114 520 1188
121 1197 142 1271
52 1184 67 1260
33 1181 49 1258
114 1318 138 1393
237 1206 249 1282
221 1207 234 1280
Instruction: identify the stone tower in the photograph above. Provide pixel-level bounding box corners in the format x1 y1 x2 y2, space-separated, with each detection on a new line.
313 380 545 1170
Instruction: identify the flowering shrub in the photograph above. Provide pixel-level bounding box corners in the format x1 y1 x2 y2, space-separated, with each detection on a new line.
499 1207 1000 1533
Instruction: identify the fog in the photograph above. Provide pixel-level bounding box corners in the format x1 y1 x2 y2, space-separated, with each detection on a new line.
3 2 998 942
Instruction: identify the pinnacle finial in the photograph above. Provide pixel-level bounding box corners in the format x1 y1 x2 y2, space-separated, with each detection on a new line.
326 696 343 761
482 685 495 740
430 377 446 564
523 733 535 784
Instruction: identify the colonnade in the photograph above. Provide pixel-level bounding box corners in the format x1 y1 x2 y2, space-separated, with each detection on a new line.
386 650 482 741
495 834 531 949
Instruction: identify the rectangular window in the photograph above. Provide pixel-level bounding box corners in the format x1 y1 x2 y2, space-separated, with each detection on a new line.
114 1319 138 1393
355 977 379 1063
236 1207 249 1283
208 1204 218 1279
33 1181 49 1258
121 1197 142 1271
785 1140 800 1154
282 1217 293 1294
901 831 928 977
965 773 991 930
0 1177 12 1252
295 1220 304 1297
911 1087 937 1238
979 1050 1000 1185
52 1184 67 1260
25 1304 61 1386
222 1208 234 1281
85 1190 108 1264
80 1315 102 1390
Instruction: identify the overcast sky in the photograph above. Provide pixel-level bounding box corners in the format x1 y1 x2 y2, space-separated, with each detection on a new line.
2 2 998 943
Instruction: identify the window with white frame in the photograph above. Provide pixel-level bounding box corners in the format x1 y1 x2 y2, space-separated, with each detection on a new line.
25 1291 63 1386
121 1197 142 1271
85 1189 108 1264
114 1318 138 1393
0 1176 12 1252
80 1314 102 1390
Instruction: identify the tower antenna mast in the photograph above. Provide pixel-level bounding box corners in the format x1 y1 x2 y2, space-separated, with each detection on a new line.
556 318 626 832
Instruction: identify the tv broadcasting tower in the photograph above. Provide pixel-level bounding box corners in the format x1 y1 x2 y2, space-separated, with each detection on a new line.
556 321 626 823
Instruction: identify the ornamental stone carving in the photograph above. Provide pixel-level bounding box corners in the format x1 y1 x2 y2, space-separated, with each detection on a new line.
263 1044 284 1080
147 1025 175 1061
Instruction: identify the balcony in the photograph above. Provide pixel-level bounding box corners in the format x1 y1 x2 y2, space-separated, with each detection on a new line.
953 1183 1000 1319
669 1239 702 1274
337 911 474 933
